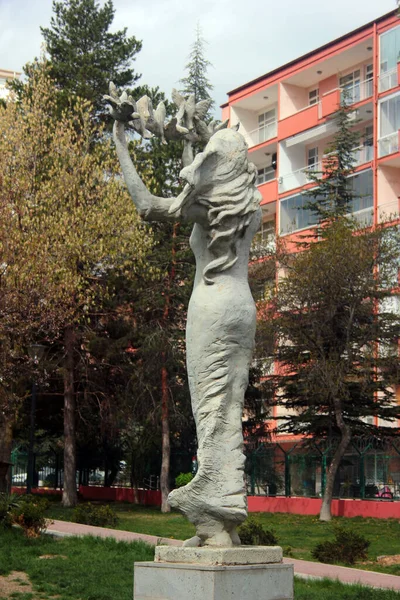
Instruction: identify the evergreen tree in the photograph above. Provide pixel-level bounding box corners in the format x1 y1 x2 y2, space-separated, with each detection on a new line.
305 98 361 224
180 24 214 114
40 0 142 118
260 104 400 521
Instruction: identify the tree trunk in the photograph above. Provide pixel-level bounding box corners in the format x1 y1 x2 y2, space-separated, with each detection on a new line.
159 224 177 513
160 358 171 513
320 399 351 521
62 325 77 507
0 415 13 493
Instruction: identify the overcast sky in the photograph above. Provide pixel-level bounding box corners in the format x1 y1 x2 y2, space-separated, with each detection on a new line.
0 0 397 113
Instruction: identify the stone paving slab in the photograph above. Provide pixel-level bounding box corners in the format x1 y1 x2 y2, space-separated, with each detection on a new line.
46 520 400 590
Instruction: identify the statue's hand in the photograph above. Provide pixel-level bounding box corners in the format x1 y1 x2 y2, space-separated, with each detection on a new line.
104 82 139 123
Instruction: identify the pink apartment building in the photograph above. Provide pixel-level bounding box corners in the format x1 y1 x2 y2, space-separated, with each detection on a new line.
0 68 21 101
223 9 400 249
222 10 400 512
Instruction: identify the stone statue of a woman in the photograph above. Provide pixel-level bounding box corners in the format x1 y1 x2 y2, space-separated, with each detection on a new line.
105 85 262 548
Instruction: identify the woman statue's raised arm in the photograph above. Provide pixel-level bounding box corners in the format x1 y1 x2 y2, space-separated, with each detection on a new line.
105 84 176 222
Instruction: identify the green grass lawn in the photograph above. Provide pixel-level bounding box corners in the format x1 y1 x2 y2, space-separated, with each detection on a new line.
0 527 154 600
46 502 400 575
1 528 399 600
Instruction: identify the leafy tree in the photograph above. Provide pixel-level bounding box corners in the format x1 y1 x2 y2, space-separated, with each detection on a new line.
40 0 142 118
261 104 400 521
180 24 214 115
0 64 154 506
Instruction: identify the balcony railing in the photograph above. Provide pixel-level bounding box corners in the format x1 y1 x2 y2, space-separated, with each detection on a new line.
378 132 399 158
243 121 277 148
379 67 398 93
279 145 373 193
340 78 373 104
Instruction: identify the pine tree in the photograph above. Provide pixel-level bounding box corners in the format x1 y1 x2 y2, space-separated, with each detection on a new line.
180 24 214 113
305 98 361 224
40 0 142 118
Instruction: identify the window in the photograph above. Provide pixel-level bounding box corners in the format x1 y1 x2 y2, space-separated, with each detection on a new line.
308 89 319 106
379 92 400 157
354 126 373 165
251 220 276 258
258 109 277 143
307 147 319 170
257 165 275 186
380 26 400 92
280 193 319 234
365 64 373 98
348 169 374 225
280 169 373 234
340 70 361 104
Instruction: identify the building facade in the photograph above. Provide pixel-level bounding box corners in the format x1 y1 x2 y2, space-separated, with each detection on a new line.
0 68 21 101
223 10 400 245
223 11 400 499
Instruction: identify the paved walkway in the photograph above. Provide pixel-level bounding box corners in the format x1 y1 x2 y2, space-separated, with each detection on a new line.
47 520 400 591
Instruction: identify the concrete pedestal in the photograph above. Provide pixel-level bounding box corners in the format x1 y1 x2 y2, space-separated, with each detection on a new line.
134 546 294 600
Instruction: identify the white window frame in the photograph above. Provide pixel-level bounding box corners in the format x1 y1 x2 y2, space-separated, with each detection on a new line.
378 90 400 157
307 146 319 170
308 88 319 106
340 69 361 104
257 165 275 186
258 108 277 144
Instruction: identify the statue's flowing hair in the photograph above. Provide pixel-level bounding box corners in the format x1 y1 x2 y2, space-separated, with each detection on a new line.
194 131 261 284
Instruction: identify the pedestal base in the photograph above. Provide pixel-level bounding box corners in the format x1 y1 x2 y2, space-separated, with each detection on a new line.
134 547 293 600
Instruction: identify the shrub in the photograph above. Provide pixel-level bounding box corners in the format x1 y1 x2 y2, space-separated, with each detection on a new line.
11 495 50 538
0 493 22 529
72 503 118 528
312 525 370 565
238 517 278 546
175 472 193 488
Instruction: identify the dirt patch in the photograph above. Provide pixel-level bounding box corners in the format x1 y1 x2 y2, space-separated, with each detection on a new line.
377 554 400 566
0 570 35 598
39 554 67 560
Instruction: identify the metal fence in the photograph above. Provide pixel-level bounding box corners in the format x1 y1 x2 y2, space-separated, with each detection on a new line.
245 438 400 500
10 447 193 492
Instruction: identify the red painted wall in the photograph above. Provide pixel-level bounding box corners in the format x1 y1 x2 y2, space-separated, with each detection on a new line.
278 104 319 140
321 89 341 118
259 179 278 205
248 496 400 519
12 486 161 506
13 486 400 518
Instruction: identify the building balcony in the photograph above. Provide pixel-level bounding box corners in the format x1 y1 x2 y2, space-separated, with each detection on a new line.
379 66 399 94
278 144 373 194
279 103 320 140
378 131 400 158
279 79 373 140
243 121 277 149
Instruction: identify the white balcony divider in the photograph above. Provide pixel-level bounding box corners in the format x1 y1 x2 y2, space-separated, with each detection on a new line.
379 67 398 93
279 145 374 193
243 120 277 148
378 132 399 157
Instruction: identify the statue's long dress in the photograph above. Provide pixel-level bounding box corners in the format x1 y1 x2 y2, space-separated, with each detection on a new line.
169 210 261 544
